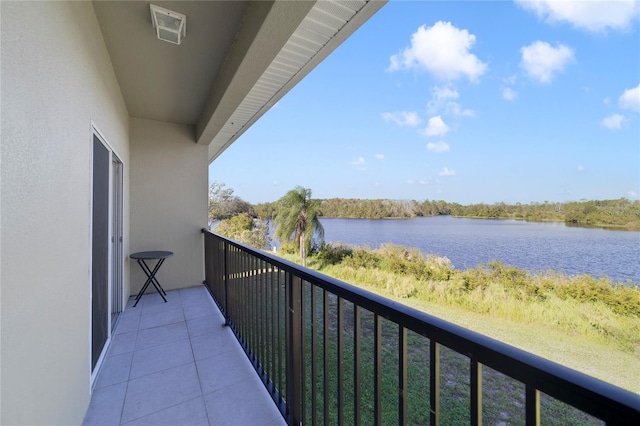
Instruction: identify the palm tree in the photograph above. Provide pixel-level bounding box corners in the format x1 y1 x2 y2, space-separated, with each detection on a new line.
273 187 324 266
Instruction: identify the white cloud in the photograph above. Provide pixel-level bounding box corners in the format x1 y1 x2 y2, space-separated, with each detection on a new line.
407 179 415 185
381 111 421 127
426 141 451 152
419 180 428 185
388 21 487 82
619 84 640 112
427 86 458 114
503 87 518 101
577 165 585 172
515 0 639 32
602 113 624 129
603 97 611 105
520 41 574 83
273 180 279 186
439 167 456 176
427 86 475 116
375 154 385 160
433 85 459 100
423 116 450 137
628 190 638 198
447 102 475 117
352 157 365 166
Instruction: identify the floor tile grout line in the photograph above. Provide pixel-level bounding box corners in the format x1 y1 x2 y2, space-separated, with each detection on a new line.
120 395 205 425
118 375 129 425
200 373 264 399
136 319 186 332
117 311 139 425
135 326 190 352
129 332 193 380
190 293 216 425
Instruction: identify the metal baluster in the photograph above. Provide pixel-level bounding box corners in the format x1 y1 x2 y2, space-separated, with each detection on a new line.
525 386 540 426
430 342 441 426
374 314 382 426
354 306 362 426
471 358 483 426
337 297 344 425
399 326 407 426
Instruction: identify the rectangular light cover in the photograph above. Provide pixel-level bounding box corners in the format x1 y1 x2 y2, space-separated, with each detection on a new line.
150 4 186 45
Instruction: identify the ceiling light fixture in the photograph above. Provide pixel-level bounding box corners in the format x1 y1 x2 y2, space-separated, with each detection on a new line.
150 4 186 45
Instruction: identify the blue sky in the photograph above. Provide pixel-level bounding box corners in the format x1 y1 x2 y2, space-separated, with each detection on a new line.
209 0 640 205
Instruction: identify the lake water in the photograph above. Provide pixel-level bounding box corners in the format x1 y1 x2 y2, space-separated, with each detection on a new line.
313 216 640 284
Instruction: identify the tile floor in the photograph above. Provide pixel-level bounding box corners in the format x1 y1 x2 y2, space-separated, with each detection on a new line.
83 286 286 426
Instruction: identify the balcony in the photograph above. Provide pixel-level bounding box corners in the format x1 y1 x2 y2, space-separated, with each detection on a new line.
202 230 640 425
85 231 640 425
82 286 285 425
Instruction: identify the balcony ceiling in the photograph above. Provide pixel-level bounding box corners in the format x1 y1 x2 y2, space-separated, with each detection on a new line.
93 0 386 162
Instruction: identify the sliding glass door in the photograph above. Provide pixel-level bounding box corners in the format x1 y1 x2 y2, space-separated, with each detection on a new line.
91 134 109 373
91 130 124 380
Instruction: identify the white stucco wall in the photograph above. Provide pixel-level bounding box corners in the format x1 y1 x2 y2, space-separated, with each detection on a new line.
1 2 130 424
130 118 207 293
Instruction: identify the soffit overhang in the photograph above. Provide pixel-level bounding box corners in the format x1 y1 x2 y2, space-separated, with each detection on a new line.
93 1 386 163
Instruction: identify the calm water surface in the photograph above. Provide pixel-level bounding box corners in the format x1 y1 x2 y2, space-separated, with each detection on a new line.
317 216 640 284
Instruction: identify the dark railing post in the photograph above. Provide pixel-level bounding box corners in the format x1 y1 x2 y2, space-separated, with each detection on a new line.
399 326 408 426
337 297 344 425
430 342 441 426
223 240 229 326
374 314 382 426
311 285 317 426
287 273 302 425
526 385 540 426
353 305 362 426
323 290 330 425
471 358 482 426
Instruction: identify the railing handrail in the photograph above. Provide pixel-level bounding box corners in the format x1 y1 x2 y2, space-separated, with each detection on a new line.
202 229 640 422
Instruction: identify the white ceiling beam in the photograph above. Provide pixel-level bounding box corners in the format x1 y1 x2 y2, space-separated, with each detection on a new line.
195 1 316 146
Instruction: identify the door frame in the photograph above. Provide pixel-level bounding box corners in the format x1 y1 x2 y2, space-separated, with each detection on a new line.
111 153 124 329
89 123 124 389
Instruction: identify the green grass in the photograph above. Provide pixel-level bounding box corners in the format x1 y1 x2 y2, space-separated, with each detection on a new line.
290 285 607 425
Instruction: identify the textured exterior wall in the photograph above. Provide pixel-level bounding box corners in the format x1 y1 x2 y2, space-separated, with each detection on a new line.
1 2 130 424
130 118 207 293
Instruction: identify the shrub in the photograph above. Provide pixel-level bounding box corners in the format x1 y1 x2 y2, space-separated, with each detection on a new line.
316 243 354 266
278 243 297 255
372 244 454 282
343 248 381 269
214 213 271 249
551 274 640 317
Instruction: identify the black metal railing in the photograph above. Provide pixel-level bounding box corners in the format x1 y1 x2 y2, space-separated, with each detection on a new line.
202 230 640 425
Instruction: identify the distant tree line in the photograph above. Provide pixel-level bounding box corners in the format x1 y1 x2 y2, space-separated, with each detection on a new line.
254 197 639 229
209 183 639 230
